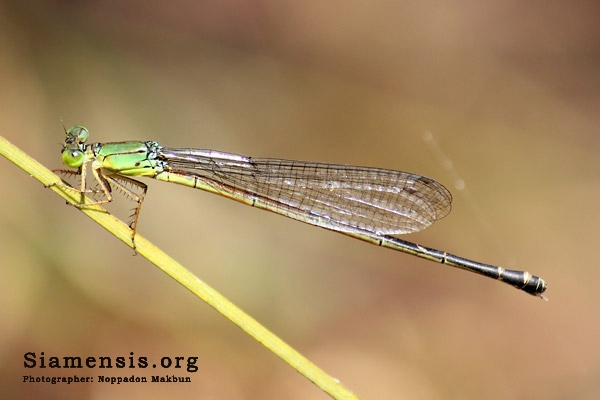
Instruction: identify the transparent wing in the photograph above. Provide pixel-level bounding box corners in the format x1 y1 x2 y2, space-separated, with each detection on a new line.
159 148 452 235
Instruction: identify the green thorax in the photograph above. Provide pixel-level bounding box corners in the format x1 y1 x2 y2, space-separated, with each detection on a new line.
92 141 162 177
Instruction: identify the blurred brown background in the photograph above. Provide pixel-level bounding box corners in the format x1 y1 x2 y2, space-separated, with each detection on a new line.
1 1 598 399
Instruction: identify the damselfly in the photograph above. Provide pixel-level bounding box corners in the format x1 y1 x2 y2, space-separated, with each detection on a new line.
56 125 547 297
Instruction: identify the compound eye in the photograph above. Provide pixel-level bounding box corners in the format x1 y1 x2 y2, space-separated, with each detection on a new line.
62 148 85 168
66 125 89 143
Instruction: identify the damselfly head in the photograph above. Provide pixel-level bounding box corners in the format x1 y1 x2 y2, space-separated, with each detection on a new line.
61 125 89 168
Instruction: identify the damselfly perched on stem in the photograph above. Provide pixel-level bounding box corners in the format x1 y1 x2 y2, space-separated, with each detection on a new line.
55 125 547 298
